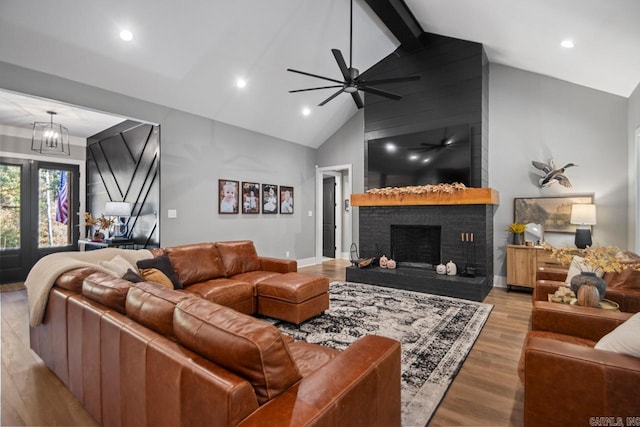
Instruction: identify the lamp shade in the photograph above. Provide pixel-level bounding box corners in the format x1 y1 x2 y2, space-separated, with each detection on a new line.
104 201 132 217
570 204 596 225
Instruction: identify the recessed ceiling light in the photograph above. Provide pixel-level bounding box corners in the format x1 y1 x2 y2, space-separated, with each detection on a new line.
409 154 418 161
385 143 396 153
236 78 247 89
560 39 574 48
120 30 133 42
422 158 430 164
302 107 311 116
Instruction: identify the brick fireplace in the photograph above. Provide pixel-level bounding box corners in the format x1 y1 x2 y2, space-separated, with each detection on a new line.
346 189 498 302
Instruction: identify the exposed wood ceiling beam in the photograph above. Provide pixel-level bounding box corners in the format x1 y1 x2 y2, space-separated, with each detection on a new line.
365 0 424 51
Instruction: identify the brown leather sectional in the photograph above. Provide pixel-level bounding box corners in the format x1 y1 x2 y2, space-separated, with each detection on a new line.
29 240 402 426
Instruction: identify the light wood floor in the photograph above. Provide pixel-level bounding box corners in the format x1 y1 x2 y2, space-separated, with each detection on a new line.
1 260 532 426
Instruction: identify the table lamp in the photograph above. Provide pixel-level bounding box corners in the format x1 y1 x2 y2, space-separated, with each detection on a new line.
570 204 596 249
104 201 132 238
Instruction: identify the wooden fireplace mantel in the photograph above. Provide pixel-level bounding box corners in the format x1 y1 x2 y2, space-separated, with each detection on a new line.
350 187 499 207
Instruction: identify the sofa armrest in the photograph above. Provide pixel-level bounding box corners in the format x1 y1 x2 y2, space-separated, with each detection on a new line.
259 257 297 273
536 266 568 282
238 335 401 427
605 287 640 313
524 336 640 426
531 301 631 341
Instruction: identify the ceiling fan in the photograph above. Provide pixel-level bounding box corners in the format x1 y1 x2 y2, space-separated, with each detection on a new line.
286 0 420 109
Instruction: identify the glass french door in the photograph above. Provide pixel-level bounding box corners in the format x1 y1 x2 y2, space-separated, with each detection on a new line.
0 157 79 284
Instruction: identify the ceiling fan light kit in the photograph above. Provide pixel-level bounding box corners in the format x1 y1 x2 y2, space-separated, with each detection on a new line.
287 0 420 109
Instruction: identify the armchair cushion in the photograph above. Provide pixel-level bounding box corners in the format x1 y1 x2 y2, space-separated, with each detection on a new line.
595 312 640 358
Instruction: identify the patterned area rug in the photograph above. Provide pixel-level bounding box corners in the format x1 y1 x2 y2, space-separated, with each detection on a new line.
272 281 493 427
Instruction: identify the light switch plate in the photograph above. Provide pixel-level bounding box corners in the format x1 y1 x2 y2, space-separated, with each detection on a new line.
168 209 177 218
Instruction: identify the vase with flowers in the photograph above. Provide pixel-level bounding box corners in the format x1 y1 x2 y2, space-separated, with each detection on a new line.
508 223 526 245
80 212 114 241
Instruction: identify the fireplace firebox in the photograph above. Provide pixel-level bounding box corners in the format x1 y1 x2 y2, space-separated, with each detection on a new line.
390 225 441 268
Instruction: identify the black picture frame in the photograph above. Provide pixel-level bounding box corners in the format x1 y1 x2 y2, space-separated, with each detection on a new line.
262 184 278 214
218 179 239 214
279 186 294 214
241 182 260 214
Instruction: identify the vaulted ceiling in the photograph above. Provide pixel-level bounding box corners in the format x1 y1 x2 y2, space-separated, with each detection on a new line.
0 0 639 148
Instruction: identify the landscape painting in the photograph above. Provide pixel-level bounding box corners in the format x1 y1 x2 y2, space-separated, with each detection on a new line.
514 195 593 233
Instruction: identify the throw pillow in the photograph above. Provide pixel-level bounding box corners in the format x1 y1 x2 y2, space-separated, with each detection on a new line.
99 255 138 278
122 268 143 283
594 312 640 358
564 255 604 285
138 268 174 289
136 255 182 289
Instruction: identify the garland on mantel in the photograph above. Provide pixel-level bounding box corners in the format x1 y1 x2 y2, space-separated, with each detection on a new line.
365 182 467 196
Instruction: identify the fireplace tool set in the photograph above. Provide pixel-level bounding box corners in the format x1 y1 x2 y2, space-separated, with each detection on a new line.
459 232 477 277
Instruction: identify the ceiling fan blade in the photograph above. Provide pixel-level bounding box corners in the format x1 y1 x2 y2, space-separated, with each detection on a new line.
360 74 421 85
289 85 343 93
318 88 345 106
286 68 344 85
331 49 351 81
351 91 364 109
359 86 402 100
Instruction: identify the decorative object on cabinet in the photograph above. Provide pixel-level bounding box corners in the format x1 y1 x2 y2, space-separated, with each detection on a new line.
570 203 596 249
531 159 577 188
514 195 593 233
508 223 526 245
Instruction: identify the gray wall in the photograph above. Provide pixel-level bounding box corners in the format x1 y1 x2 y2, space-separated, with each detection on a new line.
489 64 629 280
0 61 316 260
627 82 640 252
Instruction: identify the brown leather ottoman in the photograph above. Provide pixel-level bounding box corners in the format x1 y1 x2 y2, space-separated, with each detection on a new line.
256 272 330 324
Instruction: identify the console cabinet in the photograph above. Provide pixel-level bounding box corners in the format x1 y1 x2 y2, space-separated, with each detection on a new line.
506 245 561 290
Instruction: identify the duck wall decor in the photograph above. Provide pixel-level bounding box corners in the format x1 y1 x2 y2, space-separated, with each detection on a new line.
531 159 577 188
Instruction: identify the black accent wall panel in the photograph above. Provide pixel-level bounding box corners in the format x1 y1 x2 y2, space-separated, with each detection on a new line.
87 120 159 248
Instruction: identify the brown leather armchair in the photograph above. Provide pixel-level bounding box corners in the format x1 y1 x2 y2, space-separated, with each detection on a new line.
521 301 640 426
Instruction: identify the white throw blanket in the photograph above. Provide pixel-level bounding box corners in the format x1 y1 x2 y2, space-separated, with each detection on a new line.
25 248 153 327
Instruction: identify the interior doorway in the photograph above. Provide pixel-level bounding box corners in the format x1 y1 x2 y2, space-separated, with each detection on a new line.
315 164 352 264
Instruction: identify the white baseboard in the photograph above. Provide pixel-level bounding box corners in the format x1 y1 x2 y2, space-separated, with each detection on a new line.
296 257 316 268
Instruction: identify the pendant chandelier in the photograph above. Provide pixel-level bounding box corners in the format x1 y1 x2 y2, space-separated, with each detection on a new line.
31 111 70 156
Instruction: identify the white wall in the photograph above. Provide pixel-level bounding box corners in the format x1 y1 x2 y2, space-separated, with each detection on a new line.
0 61 317 260
489 64 629 278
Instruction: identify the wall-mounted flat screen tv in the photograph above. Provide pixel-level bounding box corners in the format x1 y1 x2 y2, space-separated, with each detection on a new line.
366 123 471 190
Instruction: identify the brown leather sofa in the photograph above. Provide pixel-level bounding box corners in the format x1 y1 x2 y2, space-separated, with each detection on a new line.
30 247 402 426
520 301 640 426
534 265 640 313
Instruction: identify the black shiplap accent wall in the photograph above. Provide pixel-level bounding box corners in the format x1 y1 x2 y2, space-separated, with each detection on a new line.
363 32 487 188
358 32 494 283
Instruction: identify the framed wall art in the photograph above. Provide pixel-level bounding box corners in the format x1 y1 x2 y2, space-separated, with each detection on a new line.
280 186 294 214
514 195 594 233
218 179 239 214
242 182 260 214
262 184 278 214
